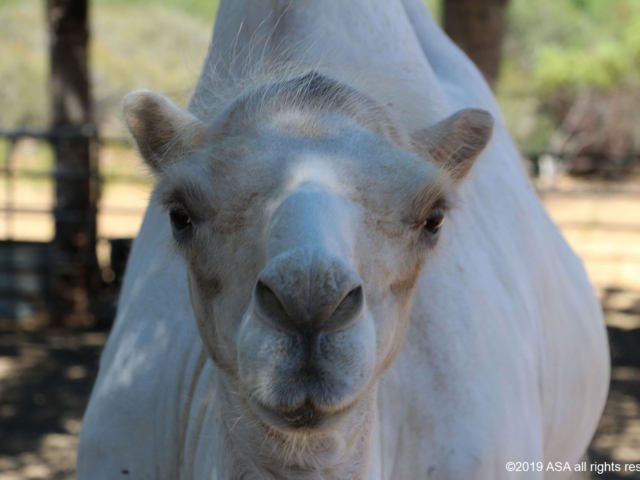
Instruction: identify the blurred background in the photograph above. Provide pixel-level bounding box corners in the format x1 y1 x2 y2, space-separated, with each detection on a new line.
0 0 639 478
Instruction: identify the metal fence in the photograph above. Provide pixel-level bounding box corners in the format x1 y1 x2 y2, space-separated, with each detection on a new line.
0 128 147 240
0 129 147 325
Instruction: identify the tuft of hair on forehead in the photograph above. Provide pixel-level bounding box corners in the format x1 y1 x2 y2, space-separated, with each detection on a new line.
207 70 409 147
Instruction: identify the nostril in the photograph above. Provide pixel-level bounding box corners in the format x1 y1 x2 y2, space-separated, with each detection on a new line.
254 270 364 334
254 280 290 326
337 286 363 314
322 284 364 334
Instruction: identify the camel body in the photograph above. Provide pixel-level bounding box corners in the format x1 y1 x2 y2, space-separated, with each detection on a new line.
77 1 609 478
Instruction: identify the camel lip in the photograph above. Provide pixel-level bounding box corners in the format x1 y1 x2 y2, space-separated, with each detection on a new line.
251 397 355 432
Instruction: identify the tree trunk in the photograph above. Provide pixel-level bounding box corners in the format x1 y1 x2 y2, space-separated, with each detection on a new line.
443 0 509 88
47 0 99 325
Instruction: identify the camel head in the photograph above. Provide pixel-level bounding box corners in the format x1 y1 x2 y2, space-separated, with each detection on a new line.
123 72 493 434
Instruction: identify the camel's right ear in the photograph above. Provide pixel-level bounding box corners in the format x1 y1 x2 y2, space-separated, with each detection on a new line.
122 90 208 172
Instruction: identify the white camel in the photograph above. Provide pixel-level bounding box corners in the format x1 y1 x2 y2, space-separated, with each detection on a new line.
77 1 609 479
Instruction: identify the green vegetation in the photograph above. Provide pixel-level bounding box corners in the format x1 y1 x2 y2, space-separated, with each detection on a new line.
0 1 211 138
93 0 218 21
0 0 212 179
0 3 48 129
0 0 218 19
498 0 640 152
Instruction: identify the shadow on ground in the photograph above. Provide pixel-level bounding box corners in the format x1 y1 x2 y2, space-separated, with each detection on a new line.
0 330 106 480
0 290 639 479
586 288 640 479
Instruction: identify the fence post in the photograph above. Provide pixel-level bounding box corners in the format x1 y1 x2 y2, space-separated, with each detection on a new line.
47 0 99 325
443 0 509 89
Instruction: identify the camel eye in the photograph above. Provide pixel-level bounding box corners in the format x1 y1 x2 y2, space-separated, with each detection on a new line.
423 210 444 234
169 207 192 232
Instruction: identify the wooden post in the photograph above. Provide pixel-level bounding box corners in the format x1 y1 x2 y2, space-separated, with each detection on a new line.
47 0 99 325
443 0 509 89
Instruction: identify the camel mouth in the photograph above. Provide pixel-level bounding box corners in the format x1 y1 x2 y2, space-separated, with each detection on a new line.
251 397 355 432
237 311 376 433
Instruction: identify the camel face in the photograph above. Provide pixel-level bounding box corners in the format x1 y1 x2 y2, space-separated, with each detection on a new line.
123 73 492 433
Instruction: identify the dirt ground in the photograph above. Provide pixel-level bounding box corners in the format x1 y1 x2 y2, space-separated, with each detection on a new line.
546 191 640 480
0 331 106 480
0 189 639 479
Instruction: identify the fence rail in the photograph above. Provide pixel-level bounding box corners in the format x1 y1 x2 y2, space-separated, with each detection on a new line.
1 128 149 242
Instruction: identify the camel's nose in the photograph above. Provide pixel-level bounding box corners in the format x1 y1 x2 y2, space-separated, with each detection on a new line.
253 249 364 335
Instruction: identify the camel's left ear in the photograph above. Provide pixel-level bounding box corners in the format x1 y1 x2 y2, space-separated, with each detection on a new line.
411 109 494 182
122 90 208 172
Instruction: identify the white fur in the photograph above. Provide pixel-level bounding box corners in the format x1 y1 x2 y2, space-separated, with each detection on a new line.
77 1 609 479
